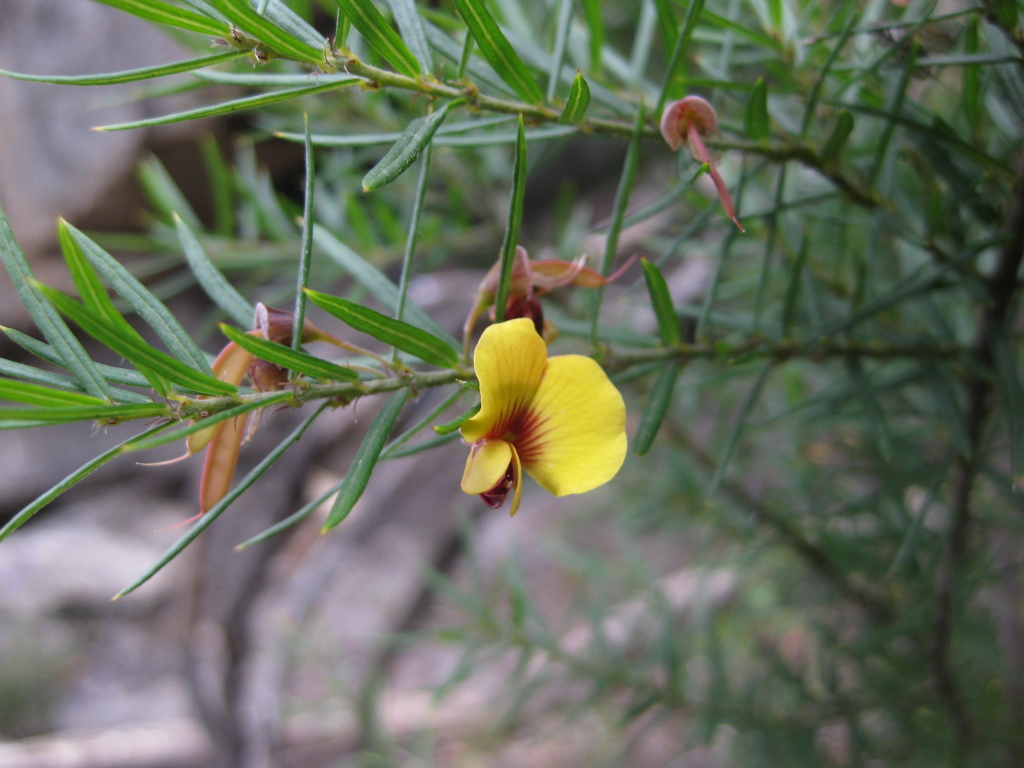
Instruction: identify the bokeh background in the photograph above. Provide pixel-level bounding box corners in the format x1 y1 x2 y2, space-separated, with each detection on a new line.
2 0 1023 766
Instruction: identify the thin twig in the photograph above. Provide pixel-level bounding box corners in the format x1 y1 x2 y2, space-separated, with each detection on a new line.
932 159 1024 755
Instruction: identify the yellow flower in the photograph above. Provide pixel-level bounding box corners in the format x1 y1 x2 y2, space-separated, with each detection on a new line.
460 318 627 516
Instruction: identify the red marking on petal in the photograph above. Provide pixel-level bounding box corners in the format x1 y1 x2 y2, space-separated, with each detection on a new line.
479 461 516 508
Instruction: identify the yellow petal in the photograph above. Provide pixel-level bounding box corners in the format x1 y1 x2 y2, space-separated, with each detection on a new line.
461 438 513 494
508 445 523 517
519 354 627 496
461 318 547 444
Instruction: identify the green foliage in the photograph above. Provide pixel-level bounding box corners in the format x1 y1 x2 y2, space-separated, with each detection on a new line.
1 0 1023 763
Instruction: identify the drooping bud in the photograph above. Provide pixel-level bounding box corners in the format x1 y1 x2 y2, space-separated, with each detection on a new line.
661 96 743 231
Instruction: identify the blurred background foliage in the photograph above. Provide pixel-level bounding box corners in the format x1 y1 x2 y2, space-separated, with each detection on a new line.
1 0 1023 765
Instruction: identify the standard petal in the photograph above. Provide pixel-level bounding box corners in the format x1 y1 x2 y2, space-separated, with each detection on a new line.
517 354 627 496
461 438 513 494
461 318 547 443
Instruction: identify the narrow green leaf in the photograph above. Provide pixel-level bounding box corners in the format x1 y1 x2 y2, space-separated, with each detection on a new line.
845 357 893 460
780 235 809 337
994 335 1024 480
58 220 126 327
321 389 409 533
589 102 645 345
0 51 247 86
634 362 680 456
114 404 327 599
312 225 460 349
655 0 705 113
547 0 575 102
293 113 316 354
558 71 591 124
39 286 237 397
65 224 214 377
494 115 528 323
0 359 152 404
641 257 681 345
744 77 770 141
382 431 459 459
91 0 227 36
433 403 480 436
175 215 254 327
988 0 1019 29
579 0 604 72
219 323 359 381
200 136 235 237
206 0 325 64
0 378 105 407
0 422 172 543
261 0 326 48
0 402 170 425
821 109 854 164
59 221 176 398
653 0 679 54
138 156 202 230
179 0 230 24
383 385 462 453
335 0 421 77
963 16 982 132
236 473 345 549
1 326 151 389
95 80 360 131
451 0 543 103
362 101 460 191
305 291 460 367
394 136 434 328
706 363 771 498
0 202 111 401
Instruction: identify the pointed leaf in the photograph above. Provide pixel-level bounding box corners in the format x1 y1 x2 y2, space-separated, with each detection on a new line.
0 202 111 401
451 0 543 103
641 257 681 345
95 80 360 131
335 0 421 77
744 77 770 142
261 0 326 48
0 378 106 407
634 362 681 456
0 402 169 425
219 323 360 381
38 286 237 397
114 404 327 599
205 0 325 65
821 109 854 164
65 224 214 376
558 71 591 124
387 0 434 74
312 225 459 348
91 0 227 36
0 359 152 404
0 51 247 86
321 389 409 533
305 291 460 367
362 101 460 191
494 115 528 323
0 422 172 543
175 215 254 327
138 156 202 230
1 326 151 389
